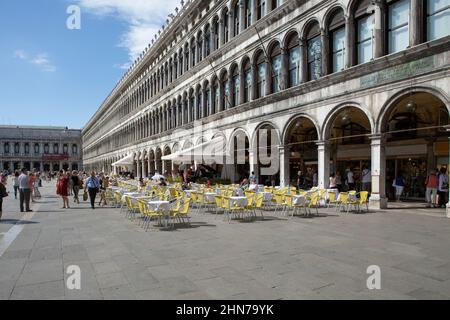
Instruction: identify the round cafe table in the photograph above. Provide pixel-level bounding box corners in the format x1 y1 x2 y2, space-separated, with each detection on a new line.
147 200 171 227
228 196 248 208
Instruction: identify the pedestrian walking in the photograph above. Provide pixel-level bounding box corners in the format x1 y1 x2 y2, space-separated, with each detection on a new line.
12 171 20 199
85 171 100 209
56 170 70 209
0 174 9 221
345 167 355 191
393 172 405 202
33 173 41 198
29 172 36 203
18 168 32 212
71 170 81 204
437 167 449 208
425 169 439 208
335 171 343 192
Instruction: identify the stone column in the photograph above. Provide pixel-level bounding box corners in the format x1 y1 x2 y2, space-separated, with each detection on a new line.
410 0 423 47
321 29 330 76
374 1 385 58
281 48 289 90
136 158 141 179
317 141 330 188
369 135 387 210
142 159 146 178
345 15 355 68
279 146 290 187
299 38 307 83
249 150 256 178
147 154 152 176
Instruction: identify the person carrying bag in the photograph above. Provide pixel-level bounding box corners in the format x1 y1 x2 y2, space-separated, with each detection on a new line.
84 172 100 210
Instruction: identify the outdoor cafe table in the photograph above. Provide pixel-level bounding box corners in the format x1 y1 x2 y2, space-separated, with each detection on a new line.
258 191 272 202
184 190 198 197
204 192 216 203
147 200 172 228
121 192 141 202
292 194 307 206
228 196 248 207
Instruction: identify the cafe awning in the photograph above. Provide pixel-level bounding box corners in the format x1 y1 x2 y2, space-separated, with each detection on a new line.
161 137 228 164
112 154 135 167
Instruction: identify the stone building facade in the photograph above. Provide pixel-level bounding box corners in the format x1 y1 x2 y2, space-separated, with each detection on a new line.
0 126 82 173
82 0 450 212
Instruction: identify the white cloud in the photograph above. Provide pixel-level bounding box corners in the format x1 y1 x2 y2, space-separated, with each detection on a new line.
76 0 179 64
13 50 56 72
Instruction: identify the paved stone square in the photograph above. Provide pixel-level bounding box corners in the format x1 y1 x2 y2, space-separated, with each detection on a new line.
1 181 450 300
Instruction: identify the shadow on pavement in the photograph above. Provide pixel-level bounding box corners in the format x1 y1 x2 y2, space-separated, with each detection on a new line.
0 219 39 225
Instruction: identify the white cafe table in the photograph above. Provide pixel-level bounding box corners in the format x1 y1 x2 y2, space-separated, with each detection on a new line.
147 200 172 228
228 196 248 207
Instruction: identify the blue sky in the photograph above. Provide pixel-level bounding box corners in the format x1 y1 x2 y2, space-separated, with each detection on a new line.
0 0 178 129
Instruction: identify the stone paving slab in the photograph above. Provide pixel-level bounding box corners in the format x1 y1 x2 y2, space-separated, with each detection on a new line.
1 181 450 299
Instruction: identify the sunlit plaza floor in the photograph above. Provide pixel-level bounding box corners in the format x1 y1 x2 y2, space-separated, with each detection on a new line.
1 181 450 300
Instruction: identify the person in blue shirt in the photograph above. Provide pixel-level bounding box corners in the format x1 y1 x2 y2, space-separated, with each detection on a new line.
393 172 405 202
84 171 100 209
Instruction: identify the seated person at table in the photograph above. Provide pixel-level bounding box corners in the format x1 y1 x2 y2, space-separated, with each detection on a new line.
240 178 249 190
138 177 146 189
248 179 258 191
205 179 212 188
158 178 167 187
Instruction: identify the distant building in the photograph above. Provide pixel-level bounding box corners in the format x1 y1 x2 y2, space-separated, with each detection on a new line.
0 125 82 173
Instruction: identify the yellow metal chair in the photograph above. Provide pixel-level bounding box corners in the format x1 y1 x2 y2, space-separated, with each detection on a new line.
306 193 320 216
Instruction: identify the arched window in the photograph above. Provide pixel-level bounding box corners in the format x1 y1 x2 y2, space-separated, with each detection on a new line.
174 54 178 79
287 33 300 87
257 0 266 20
205 83 211 116
24 143 29 154
256 52 267 98
426 0 450 41
189 90 195 121
53 143 59 154
179 50 184 76
190 39 196 67
14 143 20 154
213 79 220 114
233 1 240 37
245 0 252 29
221 72 230 110
271 0 280 11
388 0 410 54
328 8 346 73
63 144 68 154
196 87 202 119
213 17 220 50
204 25 211 57
232 66 240 107
34 143 40 154
306 21 322 81
197 31 203 62
355 0 375 65
243 59 252 103
270 43 282 93
184 43 190 71
223 8 230 43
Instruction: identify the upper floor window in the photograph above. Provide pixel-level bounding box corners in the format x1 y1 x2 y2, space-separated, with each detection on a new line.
63 144 68 154
306 22 322 81
44 143 49 154
205 85 212 116
234 2 240 36
257 0 266 20
4 142 9 154
213 80 220 113
355 0 375 64
427 0 450 41
72 144 78 155
245 0 252 29
34 143 40 154
196 89 202 119
213 18 220 50
256 53 267 98
24 143 29 154
232 67 240 107
191 40 196 67
197 32 203 62
329 9 346 73
270 43 282 93
271 0 280 11
14 143 20 154
204 26 211 56
53 143 59 154
287 33 300 87
221 73 230 110
243 60 252 103
388 0 410 54
223 8 230 43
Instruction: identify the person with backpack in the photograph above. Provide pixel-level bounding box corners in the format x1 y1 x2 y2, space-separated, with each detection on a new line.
438 167 449 208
